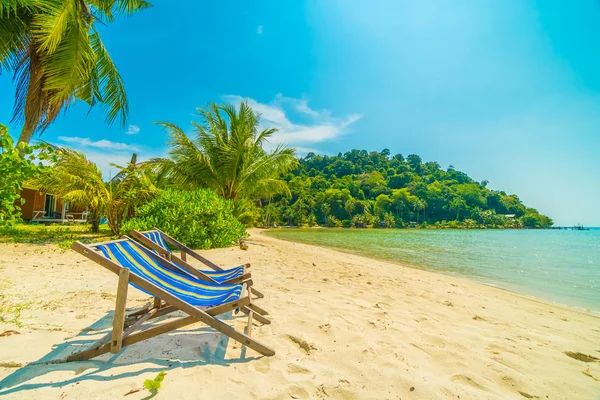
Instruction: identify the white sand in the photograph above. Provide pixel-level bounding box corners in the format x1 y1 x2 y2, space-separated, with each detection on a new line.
0 229 599 399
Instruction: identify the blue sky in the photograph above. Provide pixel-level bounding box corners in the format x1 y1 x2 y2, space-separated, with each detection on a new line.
1 0 599 226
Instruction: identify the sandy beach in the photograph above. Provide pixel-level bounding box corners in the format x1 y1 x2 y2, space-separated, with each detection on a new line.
0 229 599 399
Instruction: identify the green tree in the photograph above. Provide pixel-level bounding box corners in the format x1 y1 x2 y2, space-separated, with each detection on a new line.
0 123 50 224
413 198 426 224
267 148 552 229
450 198 467 220
33 146 109 232
33 147 156 233
106 153 158 235
0 0 151 144
521 212 553 228
374 193 392 217
154 102 298 202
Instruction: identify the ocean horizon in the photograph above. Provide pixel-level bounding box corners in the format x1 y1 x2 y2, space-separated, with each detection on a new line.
266 228 600 313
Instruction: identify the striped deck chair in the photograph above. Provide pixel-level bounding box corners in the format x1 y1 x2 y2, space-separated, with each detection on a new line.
67 238 274 361
130 228 265 300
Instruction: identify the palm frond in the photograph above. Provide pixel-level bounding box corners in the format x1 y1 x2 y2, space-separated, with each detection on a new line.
157 101 298 201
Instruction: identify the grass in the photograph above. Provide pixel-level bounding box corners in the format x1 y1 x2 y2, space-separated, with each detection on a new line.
0 295 34 328
0 224 114 250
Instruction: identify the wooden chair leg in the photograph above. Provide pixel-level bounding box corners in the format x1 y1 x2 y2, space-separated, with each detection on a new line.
247 302 269 316
245 310 254 337
250 287 264 299
110 268 129 354
241 307 270 325
153 297 162 309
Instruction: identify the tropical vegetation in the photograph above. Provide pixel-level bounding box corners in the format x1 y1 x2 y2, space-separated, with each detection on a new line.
260 150 553 229
0 100 554 253
153 102 298 201
0 0 150 144
32 146 157 233
0 123 51 225
121 189 246 249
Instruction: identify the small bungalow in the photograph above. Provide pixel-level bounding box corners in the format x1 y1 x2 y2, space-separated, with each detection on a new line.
17 186 89 224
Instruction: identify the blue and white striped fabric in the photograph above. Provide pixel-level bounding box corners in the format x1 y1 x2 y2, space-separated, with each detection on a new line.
94 240 243 307
142 230 245 283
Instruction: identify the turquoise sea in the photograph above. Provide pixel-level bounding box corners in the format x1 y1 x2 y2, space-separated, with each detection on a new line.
265 228 600 312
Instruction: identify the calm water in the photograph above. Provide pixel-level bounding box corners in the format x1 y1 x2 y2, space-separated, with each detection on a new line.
265 228 600 312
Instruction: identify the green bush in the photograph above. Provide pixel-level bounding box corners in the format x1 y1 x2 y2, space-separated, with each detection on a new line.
0 124 52 225
121 189 246 249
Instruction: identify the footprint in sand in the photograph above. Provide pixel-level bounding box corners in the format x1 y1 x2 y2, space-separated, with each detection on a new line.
287 363 311 374
564 351 600 363
318 323 331 333
288 385 310 399
361 348 377 359
287 335 317 355
451 374 487 391
252 358 271 374
317 384 358 400
518 391 537 399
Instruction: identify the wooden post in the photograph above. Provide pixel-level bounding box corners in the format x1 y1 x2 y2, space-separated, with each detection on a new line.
181 251 187 262
61 202 67 224
153 297 161 309
111 268 129 354
246 311 254 338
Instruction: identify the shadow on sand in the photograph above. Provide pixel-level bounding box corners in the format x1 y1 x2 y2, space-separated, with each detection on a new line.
0 308 259 396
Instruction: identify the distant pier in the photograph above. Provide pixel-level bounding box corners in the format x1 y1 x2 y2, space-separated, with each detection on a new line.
551 224 590 231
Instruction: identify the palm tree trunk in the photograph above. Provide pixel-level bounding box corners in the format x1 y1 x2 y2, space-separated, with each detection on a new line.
18 123 36 148
89 209 100 233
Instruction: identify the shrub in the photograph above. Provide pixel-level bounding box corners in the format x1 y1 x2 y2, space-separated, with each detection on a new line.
382 212 395 228
326 215 343 227
0 124 51 225
121 189 246 249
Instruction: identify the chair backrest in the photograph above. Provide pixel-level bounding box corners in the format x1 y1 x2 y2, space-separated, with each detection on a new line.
142 230 171 253
93 239 241 306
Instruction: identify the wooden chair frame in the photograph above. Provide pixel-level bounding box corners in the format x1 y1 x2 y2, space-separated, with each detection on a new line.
130 228 265 300
66 240 275 361
121 235 270 320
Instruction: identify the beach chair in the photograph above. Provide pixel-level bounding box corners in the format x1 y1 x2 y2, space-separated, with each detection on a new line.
129 228 265 299
67 238 274 361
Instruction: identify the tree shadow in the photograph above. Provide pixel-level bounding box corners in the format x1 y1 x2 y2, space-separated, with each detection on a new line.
0 308 259 396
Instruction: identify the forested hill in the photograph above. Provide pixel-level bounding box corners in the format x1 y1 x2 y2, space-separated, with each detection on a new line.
263 149 553 229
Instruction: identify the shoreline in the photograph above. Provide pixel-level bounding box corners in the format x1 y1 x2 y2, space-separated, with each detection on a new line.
264 228 600 314
0 230 599 399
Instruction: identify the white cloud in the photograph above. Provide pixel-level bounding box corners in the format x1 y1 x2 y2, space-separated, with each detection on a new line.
82 149 167 180
53 136 165 180
222 94 362 152
125 124 140 135
57 136 140 152
257 25 263 35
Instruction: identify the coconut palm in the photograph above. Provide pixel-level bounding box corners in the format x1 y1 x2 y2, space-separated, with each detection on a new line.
107 153 157 234
0 0 151 144
33 146 109 232
153 101 298 201
413 198 427 224
34 148 156 233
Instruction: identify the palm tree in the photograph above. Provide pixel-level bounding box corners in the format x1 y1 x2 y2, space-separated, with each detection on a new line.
33 148 156 233
413 198 426 224
33 146 109 232
153 101 298 201
0 0 151 144
107 153 158 234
